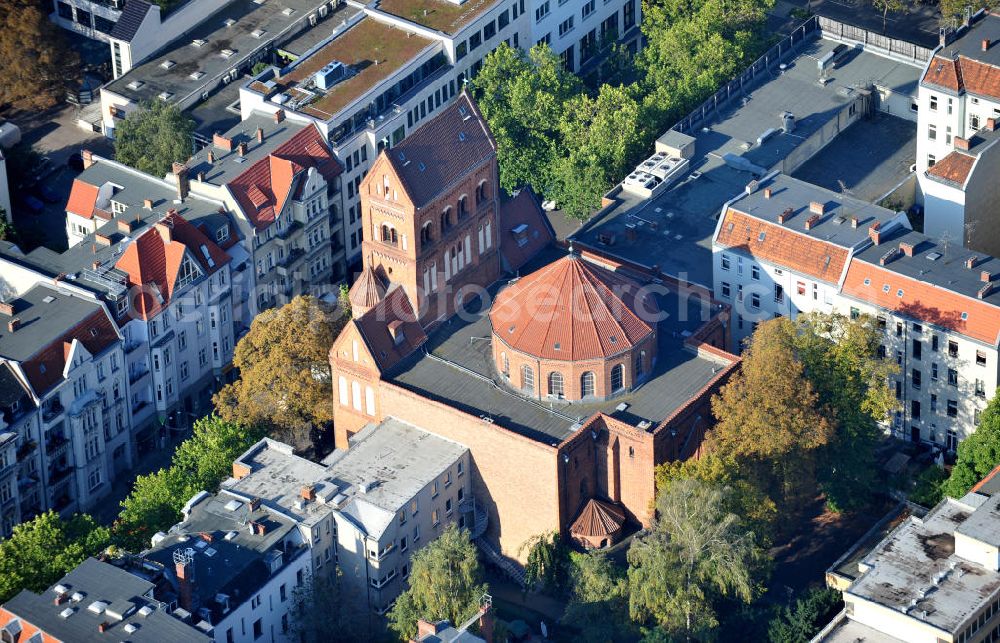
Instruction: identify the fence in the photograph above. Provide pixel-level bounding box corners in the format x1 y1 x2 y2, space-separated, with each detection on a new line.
818 15 935 64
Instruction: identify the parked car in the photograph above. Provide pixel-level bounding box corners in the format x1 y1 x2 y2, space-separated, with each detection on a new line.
32 184 60 203
67 152 84 172
19 195 44 214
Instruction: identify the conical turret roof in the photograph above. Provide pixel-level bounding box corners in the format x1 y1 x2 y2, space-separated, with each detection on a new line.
349 266 387 314
570 498 626 538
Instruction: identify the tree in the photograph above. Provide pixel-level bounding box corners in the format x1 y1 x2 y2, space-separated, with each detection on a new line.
0 511 110 601
388 523 488 640
0 207 16 243
942 390 1000 499
767 587 843 643
113 100 195 177
214 296 344 451
289 570 369 642
627 478 764 639
113 415 264 551
791 312 896 511
0 0 80 111
520 531 571 596
710 318 835 508
910 465 948 508
563 551 636 642
871 0 906 34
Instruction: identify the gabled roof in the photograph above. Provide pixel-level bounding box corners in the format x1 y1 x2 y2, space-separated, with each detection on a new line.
354 286 427 372
115 211 229 319
108 0 153 42
498 188 555 272
923 55 1000 101
926 151 977 187
227 125 341 230
384 93 496 209
66 179 100 219
21 310 119 397
489 254 656 361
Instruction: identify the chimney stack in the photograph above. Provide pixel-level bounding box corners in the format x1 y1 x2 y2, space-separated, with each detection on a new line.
237 142 248 157
81 149 95 170
7 318 20 333
300 485 316 501
900 242 914 257
117 219 133 234
778 207 793 224
155 222 173 244
982 270 993 283
256 127 264 144
955 136 971 150
984 38 991 51
197 171 205 182
966 255 982 269
207 150 215 163
850 216 859 228
98 622 109 633
172 162 190 201
809 201 825 215
175 551 196 614
988 118 998 132
869 222 882 246
274 109 285 124
0 302 12 316
144 198 153 210
95 233 112 247
804 214 821 230
979 282 995 299
213 133 234 152
763 187 772 199
248 497 261 512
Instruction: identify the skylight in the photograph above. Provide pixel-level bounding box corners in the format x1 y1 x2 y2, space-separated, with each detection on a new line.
160 60 175 69
192 39 206 47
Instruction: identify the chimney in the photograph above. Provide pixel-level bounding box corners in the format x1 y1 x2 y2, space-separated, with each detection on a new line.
144 198 153 210
251 521 268 536
778 207 793 224
92 261 101 270
197 171 205 182
479 606 495 643
7 318 21 333
804 214 821 230
869 222 882 246
984 38 991 52
95 233 112 246
415 620 441 639
940 26 947 48
154 222 173 244
256 127 264 144
117 219 133 234
213 133 234 152
809 201 825 215
966 255 982 269
200 532 213 543
237 142 248 157
988 118 998 132
98 622 109 633
979 282 995 299
53 594 67 605
175 553 196 614
273 109 285 124
207 150 215 163
173 162 190 201
880 247 901 266
248 497 261 512
982 270 992 283
0 302 13 316
763 187 772 199
900 242 914 257
82 149 95 169
955 136 971 150
850 216 859 228
300 485 316 501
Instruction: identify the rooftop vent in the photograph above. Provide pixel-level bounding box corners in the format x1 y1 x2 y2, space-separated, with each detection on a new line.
159 91 173 101
127 80 144 90
124 624 138 634
87 601 108 615
192 39 206 47
282 6 294 15
190 71 205 80
71 592 85 602
220 49 236 59
251 28 266 38
314 61 346 90
160 60 175 69
137 606 154 617
59 608 74 619
224 17 236 26
224 530 238 541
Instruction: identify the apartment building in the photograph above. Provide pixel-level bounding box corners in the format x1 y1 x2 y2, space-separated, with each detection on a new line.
223 417 473 615
0 285 128 522
182 110 346 319
712 172 1000 447
529 0 639 71
816 482 1000 643
0 557 211 642
916 11 1000 257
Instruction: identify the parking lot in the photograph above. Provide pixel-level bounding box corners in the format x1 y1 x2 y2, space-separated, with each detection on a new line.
5 103 113 251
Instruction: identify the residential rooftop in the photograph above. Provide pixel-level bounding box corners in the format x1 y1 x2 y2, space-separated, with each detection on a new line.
386 251 732 444
0 284 110 363
573 34 922 288
269 17 436 120
323 418 469 538
848 496 1000 634
105 0 332 105
376 0 501 34
1 558 209 642
274 2 364 58
924 121 1000 188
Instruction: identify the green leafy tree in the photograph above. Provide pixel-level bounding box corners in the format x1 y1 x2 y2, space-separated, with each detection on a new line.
910 465 948 507
388 523 488 640
563 551 636 642
0 206 16 243
113 415 264 551
114 100 195 177
0 512 110 601
768 587 843 643
791 312 896 511
871 0 906 33
520 531 571 596
627 478 764 639
214 295 344 451
0 0 80 110
942 390 1000 498
337 282 352 319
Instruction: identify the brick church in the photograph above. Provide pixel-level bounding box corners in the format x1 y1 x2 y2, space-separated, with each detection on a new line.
328 93 740 561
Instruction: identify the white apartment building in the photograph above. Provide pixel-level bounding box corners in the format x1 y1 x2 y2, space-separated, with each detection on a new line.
224 417 475 614
0 284 131 521
713 172 1000 448
916 11 1000 256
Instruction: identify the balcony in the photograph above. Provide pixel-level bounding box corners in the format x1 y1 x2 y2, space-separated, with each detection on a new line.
16 440 37 459
368 542 395 563
276 221 303 241
49 467 73 485
129 367 150 385
42 401 64 423
125 340 144 354
45 435 70 457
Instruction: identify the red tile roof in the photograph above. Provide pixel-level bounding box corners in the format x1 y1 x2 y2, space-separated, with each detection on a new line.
228 125 342 230
65 179 100 219
842 260 1000 345
923 55 1000 101
498 188 555 272
115 211 230 320
489 254 656 361
354 286 427 371
21 309 120 396
0 608 57 643
715 208 850 284
926 151 976 186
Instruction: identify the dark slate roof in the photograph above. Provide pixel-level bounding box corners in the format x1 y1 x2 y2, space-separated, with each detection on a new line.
109 0 153 42
0 363 30 408
2 558 209 642
386 93 496 209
